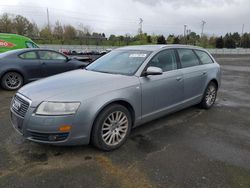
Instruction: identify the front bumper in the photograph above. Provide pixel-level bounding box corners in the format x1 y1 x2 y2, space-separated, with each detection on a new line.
10 105 91 146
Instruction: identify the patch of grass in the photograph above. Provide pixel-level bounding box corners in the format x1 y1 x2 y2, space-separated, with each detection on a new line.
226 165 250 187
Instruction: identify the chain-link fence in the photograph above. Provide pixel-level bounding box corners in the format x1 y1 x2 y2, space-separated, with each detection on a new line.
207 48 250 54
39 45 115 52
39 44 250 54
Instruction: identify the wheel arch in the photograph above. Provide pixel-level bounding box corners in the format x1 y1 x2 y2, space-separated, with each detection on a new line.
93 99 135 127
209 79 219 89
89 99 136 140
0 69 25 83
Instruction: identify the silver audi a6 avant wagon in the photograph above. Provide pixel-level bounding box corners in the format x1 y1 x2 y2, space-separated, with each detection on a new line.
11 45 221 151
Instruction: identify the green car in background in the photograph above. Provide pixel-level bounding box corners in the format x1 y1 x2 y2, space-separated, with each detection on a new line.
0 33 39 53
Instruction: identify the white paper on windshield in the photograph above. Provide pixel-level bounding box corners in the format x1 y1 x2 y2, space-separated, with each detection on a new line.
129 54 147 58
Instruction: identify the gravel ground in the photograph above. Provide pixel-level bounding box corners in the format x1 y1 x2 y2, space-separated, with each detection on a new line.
0 55 250 188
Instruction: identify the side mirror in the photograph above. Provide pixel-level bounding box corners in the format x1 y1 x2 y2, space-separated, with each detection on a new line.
66 56 71 62
144 66 163 76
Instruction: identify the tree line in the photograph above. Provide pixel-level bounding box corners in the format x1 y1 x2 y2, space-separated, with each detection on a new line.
0 13 250 48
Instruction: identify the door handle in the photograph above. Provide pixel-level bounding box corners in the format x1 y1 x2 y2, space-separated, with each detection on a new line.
202 71 207 75
176 77 182 81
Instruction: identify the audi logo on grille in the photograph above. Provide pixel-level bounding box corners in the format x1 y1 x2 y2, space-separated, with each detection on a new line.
12 100 22 111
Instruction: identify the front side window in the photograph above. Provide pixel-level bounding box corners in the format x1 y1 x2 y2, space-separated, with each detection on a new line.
19 51 37 59
86 50 151 75
39 51 67 60
177 49 200 68
148 49 177 72
195 50 214 64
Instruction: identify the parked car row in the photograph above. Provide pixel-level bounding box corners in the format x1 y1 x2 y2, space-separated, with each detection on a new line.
9 45 221 151
0 49 89 90
61 49 111 56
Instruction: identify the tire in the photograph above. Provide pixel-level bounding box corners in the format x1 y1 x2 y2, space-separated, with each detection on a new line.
200 82 217 109
91 104 132 151
1 72 24 90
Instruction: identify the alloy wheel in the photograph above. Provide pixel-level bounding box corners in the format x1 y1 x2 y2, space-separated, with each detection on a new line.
101 111 129 146
205 84 216 106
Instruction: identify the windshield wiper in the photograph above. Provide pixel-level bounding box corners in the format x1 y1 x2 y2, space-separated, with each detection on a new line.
86 69 124 75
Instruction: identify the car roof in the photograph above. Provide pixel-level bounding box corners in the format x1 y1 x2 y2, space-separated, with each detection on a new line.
0 48 63 59
14 48 57 53
6 48 61 55
0 33 31 41
116 44 204 52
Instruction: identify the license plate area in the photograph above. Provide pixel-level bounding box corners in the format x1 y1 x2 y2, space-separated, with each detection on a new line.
11 111 24 133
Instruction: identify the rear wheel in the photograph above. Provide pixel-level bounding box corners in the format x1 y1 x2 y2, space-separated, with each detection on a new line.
200 82 217 109
91 104 132 151
1 72 23 90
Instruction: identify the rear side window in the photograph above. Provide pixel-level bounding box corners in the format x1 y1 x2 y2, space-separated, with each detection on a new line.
195 50 214 64
177 49 200 68
39 51 67 60
19 51 37 59
148 49 177 72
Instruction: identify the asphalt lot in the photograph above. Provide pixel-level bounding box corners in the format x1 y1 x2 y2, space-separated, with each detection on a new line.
0 54 250 188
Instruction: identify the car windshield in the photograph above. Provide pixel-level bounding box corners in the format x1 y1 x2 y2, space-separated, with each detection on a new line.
25 41 39 48
86 50 151 75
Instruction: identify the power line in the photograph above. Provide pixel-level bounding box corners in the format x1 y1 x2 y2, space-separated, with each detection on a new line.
0 5 247 36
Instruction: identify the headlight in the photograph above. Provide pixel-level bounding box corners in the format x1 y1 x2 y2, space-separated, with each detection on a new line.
36 102 80 115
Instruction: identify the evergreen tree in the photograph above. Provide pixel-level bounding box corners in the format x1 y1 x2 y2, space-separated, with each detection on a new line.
157 35 166 44
216 36 224 48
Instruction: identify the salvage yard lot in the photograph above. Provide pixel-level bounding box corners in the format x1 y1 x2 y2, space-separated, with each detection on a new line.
0 55 250 188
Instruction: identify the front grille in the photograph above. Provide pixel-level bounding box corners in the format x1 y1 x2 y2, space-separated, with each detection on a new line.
11 94 30 118
28 131 69 142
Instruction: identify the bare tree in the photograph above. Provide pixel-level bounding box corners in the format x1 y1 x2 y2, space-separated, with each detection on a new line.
27 22 40 38
40 26 52 43
0 13 13 33
53 21 64 43
13 15 32 35
63 25 77 43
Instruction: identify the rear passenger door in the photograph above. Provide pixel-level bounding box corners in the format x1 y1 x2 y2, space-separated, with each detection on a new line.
177 49 206 101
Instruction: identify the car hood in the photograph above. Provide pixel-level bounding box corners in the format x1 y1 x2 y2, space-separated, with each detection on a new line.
18 70 139 107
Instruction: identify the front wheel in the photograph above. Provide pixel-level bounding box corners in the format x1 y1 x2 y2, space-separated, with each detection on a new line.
200 82 218 109
91 104 132 151
1 72 23 90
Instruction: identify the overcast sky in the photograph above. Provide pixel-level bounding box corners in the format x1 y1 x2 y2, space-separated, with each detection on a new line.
0 0 249 36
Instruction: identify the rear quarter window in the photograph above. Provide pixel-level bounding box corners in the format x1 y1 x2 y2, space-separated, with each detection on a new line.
195 50 214 64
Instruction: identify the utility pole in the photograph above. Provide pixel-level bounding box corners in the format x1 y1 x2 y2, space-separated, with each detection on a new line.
138 18 143 35
241 24 245 36
47 8 50 31
184 25 187 37
240 24 245 48
201 20 206 37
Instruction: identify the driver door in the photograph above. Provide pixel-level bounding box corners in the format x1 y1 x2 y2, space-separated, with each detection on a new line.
139 49 184 122
38 50 72 77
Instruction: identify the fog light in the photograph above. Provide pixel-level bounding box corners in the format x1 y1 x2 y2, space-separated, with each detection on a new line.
59 125 71 132
48 135 58 141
